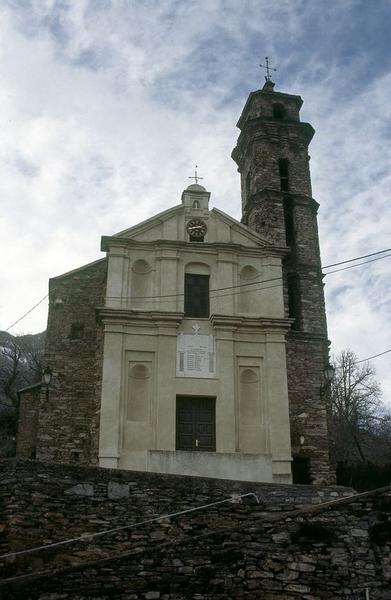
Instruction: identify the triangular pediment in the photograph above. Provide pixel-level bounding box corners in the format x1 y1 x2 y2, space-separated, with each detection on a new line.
112 204 184 241
210 208 269 247
105 203 270 248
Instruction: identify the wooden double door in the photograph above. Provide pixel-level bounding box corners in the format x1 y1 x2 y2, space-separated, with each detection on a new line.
176 396 216 452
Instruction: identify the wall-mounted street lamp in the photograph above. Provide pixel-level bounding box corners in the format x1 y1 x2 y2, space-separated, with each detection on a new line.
42 367 53 401
323 362 335 386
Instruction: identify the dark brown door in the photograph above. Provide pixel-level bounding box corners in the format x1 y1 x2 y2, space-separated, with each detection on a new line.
176 396 216 452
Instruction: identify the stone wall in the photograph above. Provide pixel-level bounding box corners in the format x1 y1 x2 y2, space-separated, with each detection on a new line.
33 259 107 465
282 196 332 484
1 460 390 599
15 384 40 458
286 333 333 483
232 85 334 485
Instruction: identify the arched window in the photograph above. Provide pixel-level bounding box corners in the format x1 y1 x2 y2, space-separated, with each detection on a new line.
287 273 302 330
283 197 295 245
279 159 289 192
192 200 200 209
273 104 285 119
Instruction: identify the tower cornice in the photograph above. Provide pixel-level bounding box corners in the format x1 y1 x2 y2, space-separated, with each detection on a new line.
237 89 303 130
232 119 315 167
244 190 319 214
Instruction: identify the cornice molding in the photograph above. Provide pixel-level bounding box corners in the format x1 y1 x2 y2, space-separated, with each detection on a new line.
210 314 294 334
100 236 288 258
244 189 319 214
97 308 184 326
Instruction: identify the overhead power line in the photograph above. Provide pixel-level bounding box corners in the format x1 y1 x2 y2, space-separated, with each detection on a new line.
353 348 391 365
323 253 391 275
0 492 260 561
0 487 378 587
106 274 283 301
5 294 48 332
4 247 390 331
333 348 391 370
323 248 391 269
106 252 391 301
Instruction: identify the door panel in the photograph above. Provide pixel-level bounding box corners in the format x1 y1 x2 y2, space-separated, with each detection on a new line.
176 396 216 451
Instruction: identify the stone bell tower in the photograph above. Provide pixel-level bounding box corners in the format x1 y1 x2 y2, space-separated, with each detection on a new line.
232 78 334 484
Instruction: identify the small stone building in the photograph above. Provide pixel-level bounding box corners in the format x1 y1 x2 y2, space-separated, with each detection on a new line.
17 79 334 485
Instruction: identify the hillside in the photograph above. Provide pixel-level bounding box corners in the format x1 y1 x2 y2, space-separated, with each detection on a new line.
0 330 46 409
0 330 45 456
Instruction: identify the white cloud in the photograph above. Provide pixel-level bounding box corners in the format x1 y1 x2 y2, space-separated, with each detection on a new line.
1 1 390 402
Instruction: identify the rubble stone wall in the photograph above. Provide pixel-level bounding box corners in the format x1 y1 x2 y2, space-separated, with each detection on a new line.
233 87 334 485
33 259 107 465
15 385 40 458
1 461 390 599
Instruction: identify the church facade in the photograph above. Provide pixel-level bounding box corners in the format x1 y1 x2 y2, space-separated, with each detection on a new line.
17 80 334 485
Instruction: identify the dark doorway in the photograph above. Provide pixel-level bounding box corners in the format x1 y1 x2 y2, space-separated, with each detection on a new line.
176 396 216 452
292 456 312 484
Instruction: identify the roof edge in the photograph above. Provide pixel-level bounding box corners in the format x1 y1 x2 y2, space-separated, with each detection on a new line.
50 258 106 282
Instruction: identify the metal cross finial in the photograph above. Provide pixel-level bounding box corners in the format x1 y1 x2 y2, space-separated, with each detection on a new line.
188 165 204 185
259 56 277 82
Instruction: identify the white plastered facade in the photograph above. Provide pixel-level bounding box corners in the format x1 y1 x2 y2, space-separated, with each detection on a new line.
98 185 293 483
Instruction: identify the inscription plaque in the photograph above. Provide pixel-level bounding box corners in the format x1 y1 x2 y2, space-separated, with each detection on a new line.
176 332 215 378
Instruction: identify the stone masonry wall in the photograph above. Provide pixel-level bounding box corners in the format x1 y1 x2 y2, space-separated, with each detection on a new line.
283 197 332 484
34 259 107 465
233 87 334 485
15 385 40 458
286 333 333 483
1 461 391 599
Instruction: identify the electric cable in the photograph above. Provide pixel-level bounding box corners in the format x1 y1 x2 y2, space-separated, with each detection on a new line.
353 348 391 365
0 492 260 561
105 252 391 301
3 247 390 330
323 253 391 275
4 294 48 332
0 486 384 587
105 273 283 300
322 248 391 269
127 281 284 307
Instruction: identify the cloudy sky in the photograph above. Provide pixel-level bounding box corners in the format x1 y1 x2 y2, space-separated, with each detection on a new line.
1 0 390 402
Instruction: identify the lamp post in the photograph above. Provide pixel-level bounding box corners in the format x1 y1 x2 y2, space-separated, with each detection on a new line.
323 361 335 387
42 367 52 401
322 360 336 480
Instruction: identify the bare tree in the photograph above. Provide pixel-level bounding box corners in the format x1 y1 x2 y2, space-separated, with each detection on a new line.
0 332 45 410
0 339 24 409
0 331 45 456
330 349 388 463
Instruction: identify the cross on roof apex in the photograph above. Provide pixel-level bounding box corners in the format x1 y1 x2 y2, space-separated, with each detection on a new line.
188 165 204 185
259 56 277 83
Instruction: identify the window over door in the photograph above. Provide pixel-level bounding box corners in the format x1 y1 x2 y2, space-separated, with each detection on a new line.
184 273 209 317
176 396 216 452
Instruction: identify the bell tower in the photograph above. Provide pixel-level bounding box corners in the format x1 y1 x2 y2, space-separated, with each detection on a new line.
232 78 334 484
